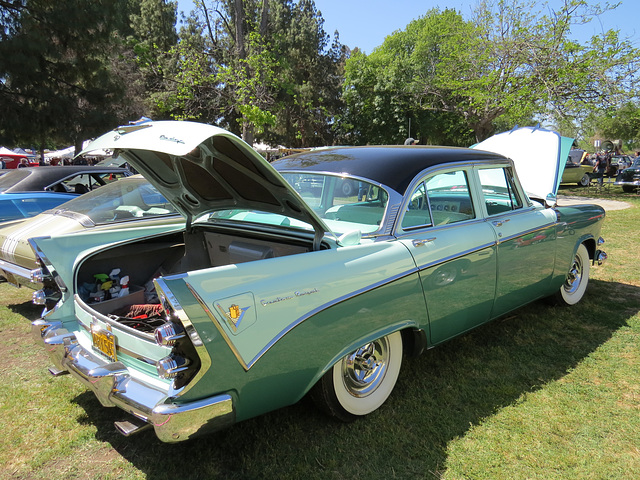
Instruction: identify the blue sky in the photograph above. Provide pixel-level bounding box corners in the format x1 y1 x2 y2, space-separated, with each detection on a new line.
176 0 638 54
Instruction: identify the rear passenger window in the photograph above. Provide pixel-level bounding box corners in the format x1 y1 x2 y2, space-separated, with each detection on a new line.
402 170 475 230
478 167 523 215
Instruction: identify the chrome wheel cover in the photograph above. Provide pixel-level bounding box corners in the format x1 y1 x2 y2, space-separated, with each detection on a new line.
564 253 583 294
341 337 390 398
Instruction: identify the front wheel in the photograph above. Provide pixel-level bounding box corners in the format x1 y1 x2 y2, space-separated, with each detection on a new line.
554 244 590 306
622 185 636 193
311 331 403 422
578 174 591 187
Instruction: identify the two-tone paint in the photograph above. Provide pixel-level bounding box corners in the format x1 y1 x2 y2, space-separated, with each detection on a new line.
29 122 607 442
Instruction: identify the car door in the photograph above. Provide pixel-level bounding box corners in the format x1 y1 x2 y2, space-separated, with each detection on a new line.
397 167 497 345
476 165 557 316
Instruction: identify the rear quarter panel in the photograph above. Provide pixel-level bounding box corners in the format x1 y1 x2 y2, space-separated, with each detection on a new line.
165 241 426 420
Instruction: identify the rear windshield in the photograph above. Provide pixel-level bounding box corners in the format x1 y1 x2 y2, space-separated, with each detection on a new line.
203 173 389 236
53 176 179 224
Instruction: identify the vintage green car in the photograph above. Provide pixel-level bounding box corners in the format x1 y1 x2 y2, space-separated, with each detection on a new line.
31 123 606 442
0 175 182 289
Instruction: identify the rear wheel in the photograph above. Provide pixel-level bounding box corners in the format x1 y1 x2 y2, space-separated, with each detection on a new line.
578 174 590 187
622 185 636 193
311 331 403 422
554 244 590 306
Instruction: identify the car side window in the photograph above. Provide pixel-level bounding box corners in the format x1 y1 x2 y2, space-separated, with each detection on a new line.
425 170 475 225
478 167 523 215
401 182 431 230
401 170 475 230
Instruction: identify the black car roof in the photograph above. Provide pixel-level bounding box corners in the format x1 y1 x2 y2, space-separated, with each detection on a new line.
271 146 507 195
0 166 128 193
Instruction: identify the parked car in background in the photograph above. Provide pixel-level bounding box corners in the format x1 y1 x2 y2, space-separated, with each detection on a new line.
614 157 640 192
0 166 131 222
31 122 606 443
0 175 183 289
561 149 592 186
610 154 633 176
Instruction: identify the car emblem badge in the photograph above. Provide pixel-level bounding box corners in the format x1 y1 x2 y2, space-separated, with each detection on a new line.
216 303 251 332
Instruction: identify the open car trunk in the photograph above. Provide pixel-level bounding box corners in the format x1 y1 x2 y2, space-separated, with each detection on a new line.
74 225 315 331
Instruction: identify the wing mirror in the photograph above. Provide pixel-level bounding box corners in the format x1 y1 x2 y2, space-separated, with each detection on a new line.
545 193 557 208
338 230 362 246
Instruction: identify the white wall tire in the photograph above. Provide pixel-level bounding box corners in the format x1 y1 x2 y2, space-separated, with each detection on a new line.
556 244 590 306
311 331 403 422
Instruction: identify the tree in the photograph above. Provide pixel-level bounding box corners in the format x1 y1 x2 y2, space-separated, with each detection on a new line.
588 102 640 151
340 0 640 144
263 0 347 148
0 0 138 152
127 0 179 118
339 9 480 146
157 0 345 147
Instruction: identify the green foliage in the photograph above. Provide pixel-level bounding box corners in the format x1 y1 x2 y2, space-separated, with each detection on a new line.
340 0 640 144
0 0 138 149
594 102 640 151
156 0 345 147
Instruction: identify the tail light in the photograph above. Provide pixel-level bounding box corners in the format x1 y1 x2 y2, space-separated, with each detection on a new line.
157 354 191 379
155 322 186 347
31 261 65 313
152 279 205 391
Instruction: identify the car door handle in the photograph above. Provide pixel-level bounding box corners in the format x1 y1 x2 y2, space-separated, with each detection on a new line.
492 218 510 227
412 238 436 247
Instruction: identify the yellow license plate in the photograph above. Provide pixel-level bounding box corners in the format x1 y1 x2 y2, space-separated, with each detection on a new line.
91 322 117 362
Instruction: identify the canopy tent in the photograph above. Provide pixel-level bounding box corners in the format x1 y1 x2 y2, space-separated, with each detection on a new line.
44 146 75 159
0 147 29 168
12 148 36 158
0 146 27 157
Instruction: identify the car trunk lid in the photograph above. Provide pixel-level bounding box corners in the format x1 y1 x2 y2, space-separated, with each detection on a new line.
81 121 332 244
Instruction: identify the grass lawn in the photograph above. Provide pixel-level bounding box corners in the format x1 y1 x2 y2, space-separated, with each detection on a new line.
0 186 638 479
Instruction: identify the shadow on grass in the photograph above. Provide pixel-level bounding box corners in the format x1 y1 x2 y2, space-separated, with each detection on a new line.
6 297 43 321
69 280 639 480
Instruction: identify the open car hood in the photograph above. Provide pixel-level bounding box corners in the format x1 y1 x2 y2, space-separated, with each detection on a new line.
472 126 573 199
81 121 330 240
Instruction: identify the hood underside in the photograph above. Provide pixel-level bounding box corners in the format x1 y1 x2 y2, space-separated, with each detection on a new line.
81 121 329 237
472 126 573 199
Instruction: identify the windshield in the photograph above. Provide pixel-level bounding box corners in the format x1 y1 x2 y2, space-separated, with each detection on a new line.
0 169 30 193
53 176 179 224
201 173 389 236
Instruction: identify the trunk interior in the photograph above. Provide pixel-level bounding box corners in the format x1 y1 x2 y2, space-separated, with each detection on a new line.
76 227 313 331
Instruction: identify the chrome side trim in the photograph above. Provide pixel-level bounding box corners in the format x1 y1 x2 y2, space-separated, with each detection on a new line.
494 222 556 245
412 242 496 273
186 283 250 371
191 266 421 372
247 267 421 369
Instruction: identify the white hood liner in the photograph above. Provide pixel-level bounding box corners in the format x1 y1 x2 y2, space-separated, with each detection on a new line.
472 126 573 199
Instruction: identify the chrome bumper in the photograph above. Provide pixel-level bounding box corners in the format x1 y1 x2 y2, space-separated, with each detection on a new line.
595 237 607 266
31 319 235 443
0 258 40 289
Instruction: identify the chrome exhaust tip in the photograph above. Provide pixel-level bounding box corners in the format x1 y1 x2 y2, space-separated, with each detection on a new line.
114 418 152 437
